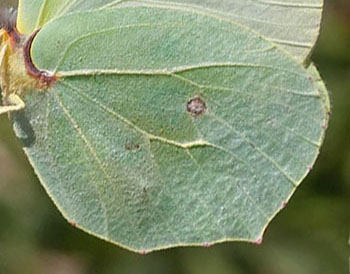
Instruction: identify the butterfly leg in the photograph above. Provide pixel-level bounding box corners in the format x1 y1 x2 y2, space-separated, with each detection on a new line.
0 93 25 115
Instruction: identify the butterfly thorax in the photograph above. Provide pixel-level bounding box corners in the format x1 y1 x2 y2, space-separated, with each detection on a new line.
0 28 36 104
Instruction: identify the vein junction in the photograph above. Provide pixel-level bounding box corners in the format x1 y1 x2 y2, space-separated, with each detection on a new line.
60 80 213 150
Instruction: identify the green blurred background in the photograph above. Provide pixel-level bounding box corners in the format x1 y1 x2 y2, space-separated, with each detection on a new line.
0 1 349 273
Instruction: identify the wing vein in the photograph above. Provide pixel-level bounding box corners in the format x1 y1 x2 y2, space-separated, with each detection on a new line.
53 93 111 238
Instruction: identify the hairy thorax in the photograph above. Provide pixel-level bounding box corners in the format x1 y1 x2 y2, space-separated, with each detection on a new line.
0 9 55 114
0 30 36 100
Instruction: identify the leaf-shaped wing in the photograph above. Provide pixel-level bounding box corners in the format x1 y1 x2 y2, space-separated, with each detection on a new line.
17 0 323 62
134 0 324 63
17 0 124 34
12 6 328 252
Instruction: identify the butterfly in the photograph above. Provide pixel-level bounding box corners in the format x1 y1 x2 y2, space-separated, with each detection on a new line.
0 0 329 253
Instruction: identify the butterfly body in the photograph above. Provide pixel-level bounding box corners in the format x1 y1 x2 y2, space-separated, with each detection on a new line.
0 8 52 115
0 25 33 114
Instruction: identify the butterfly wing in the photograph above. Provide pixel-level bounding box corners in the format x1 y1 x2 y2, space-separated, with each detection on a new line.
17 0 323 63
12 5 329 252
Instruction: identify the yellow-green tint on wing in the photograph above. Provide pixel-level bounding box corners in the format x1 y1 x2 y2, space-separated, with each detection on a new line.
116 0 324 63
17 0 323 63
17 0 71 34
17 0 139 35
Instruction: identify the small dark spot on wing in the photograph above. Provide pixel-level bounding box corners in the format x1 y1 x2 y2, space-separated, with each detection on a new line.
125 143 141 151
70 221 77 227
186 97 207 117
253 236 263 245
202 242 212 248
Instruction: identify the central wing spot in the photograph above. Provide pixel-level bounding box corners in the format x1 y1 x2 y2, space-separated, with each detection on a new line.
186 97 207 117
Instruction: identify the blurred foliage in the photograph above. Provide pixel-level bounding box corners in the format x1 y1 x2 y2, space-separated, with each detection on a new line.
0 1 349 274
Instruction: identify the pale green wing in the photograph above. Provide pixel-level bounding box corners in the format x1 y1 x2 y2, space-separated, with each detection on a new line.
12 6 328 252
17 0 323 63
121 0 324 63
17 0 65 35
17 0 118 34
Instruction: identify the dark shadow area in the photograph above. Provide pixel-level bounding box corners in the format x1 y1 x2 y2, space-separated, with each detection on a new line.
11 110 36 148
